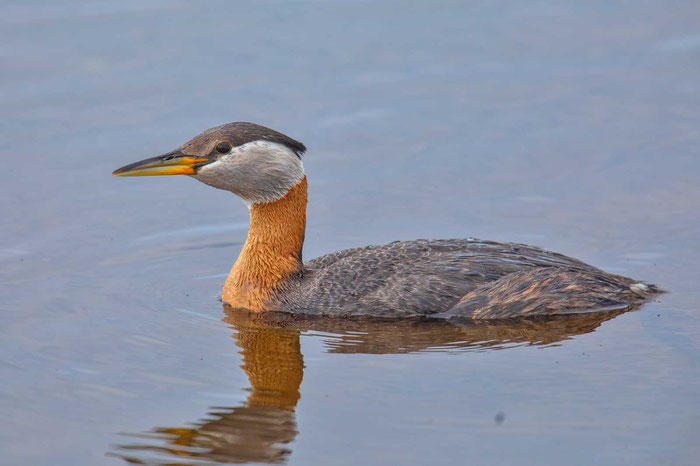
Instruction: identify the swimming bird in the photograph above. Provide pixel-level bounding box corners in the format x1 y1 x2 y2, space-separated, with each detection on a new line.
113 122 659 319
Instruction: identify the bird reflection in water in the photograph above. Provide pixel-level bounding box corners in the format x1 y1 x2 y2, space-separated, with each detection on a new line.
109 306 628 464
111 309 303 465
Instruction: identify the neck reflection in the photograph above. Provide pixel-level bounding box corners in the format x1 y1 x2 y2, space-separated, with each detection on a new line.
109 306 627 464
111 309 304 465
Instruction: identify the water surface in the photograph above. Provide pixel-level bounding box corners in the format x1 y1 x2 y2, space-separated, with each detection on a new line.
1 1 699 465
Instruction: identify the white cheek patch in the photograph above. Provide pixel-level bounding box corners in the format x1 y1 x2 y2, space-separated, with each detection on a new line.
194 140 305 204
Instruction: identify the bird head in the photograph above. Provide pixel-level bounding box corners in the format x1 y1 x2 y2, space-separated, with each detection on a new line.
113 122 306 204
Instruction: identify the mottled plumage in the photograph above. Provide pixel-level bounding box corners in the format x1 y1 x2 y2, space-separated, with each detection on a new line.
275 239 658 318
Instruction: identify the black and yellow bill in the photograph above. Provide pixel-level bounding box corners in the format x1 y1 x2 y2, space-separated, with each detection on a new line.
112 150 212 177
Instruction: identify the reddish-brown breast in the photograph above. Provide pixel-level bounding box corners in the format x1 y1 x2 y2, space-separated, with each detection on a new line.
222 177 307 311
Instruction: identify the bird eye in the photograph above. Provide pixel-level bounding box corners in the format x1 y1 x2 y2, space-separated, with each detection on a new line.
216 142 232 154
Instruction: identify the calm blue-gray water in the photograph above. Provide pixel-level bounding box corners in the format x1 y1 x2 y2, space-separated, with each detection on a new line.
1 1 699 464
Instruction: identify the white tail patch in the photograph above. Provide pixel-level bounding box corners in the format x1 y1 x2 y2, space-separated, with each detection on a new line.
630 283 650 296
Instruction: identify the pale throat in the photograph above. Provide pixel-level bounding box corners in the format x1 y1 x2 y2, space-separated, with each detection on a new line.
221 177 308 311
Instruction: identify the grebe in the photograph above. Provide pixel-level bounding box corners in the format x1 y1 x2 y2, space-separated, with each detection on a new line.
113 122 659 318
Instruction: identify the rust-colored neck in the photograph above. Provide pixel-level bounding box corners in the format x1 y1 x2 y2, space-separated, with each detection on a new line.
222 177 307 311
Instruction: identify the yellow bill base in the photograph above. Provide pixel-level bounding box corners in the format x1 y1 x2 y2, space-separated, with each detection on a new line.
113 165 197 176
112 157 209 176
